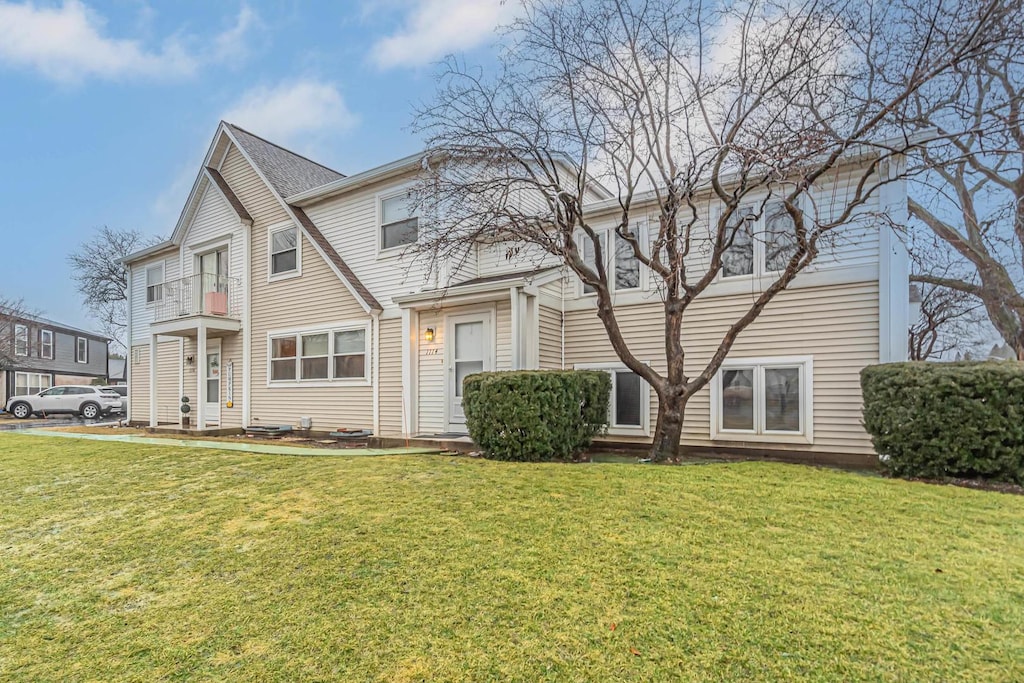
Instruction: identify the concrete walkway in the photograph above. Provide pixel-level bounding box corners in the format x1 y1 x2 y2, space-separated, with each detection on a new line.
5 428 442 458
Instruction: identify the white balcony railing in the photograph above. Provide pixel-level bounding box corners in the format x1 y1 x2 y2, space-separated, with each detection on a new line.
152 273 241 323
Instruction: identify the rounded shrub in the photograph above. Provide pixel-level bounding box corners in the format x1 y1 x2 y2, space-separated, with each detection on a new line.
861 361 1024 483
462 370 611 461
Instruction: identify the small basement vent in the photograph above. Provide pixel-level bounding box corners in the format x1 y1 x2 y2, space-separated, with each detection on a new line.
299 417 312 430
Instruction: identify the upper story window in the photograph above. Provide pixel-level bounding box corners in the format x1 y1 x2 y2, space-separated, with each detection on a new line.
14 324 28 356
721 200 801 279
270 226 298 276
146 262 165 303
380 191 419 251
76 337 89 364
578 222 646 296
40 330 53 359
711 356 813 443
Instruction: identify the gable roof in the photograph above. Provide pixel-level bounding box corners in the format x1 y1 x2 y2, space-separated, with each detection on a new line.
204 166 252 223
290 206 383 312
223 122 344 198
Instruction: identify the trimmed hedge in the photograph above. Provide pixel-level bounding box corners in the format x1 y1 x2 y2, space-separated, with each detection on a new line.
861 361 1024 484
463 370 611 461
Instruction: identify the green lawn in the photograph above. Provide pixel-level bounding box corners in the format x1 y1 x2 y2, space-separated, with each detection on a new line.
1 434 1022 681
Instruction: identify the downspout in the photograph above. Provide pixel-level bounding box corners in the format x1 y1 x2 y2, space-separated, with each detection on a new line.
242 218 252 428
125 263 133 423
560 267 566 370
371 311 380 436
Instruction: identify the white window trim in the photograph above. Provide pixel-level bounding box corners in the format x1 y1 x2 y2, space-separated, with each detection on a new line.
575 221 649 298
716 195 807 282
267 222 302 282
76 337 89 364
13 324 28 357
145 261 166 306
40 329 53 360
266 320 372 388
574 361 651 437
376 185 420 258
710 355 814 445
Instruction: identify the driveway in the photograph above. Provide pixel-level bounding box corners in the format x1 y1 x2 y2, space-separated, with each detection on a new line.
0 414 121 431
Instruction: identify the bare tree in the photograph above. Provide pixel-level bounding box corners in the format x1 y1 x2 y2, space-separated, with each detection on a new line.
0 296 34 371
908 283 986 360
68 227 160 351
414 0 1014 461
904 26 1024 359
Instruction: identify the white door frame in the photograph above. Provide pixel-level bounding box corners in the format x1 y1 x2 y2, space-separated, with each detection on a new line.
444 306 495 433
205 337 222 426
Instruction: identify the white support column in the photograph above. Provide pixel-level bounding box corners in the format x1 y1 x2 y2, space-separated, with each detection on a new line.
400 308 419 436
149 334 158 427
371 313 380 437
509 286 521 370
196 324 207 429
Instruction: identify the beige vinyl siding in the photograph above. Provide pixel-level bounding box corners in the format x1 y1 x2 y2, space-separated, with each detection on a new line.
128 341 181 424
180 184 242 279
563 282 880 456
129 251 180 345
378 317 404 435
221 141 374 430
539 305 563 369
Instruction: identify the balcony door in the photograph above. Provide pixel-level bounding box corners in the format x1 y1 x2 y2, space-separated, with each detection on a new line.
198 249 229 315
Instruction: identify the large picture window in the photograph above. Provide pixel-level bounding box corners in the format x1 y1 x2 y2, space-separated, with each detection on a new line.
380 191 419 251
269 323 370 384
14 372 51 396
712 356 813 442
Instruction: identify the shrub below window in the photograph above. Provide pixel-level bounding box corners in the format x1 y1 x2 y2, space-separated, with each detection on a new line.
463 370 611 461
861 361 1024 484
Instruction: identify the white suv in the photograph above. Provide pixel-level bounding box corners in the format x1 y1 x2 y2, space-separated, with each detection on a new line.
5 386 123 420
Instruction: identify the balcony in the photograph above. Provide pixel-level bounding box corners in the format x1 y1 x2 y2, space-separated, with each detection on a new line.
150 273 242 337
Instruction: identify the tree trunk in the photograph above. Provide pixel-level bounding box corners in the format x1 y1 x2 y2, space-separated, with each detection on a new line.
649 392 687 462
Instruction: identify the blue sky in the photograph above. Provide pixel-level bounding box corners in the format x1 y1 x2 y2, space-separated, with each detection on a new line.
0 0 512 332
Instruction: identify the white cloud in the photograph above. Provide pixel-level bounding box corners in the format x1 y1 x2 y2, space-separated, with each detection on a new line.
212 4 260 65
0 1 256 83
371 0 514 69
222 80 358 147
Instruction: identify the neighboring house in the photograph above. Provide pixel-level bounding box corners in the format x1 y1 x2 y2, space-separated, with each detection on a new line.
122 121 909 463
1 313 111 406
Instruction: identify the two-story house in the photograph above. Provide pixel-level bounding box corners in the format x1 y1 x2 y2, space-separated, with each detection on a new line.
122 122 908 464
1 312 111 406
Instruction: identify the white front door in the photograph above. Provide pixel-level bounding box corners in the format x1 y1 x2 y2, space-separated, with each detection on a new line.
205 339 221 426
446 311 493 432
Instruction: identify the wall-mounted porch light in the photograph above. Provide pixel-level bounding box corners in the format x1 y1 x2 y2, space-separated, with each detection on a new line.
424 327 435 343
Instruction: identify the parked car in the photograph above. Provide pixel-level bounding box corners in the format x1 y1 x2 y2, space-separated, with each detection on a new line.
102 385 128 414
5 386 123 420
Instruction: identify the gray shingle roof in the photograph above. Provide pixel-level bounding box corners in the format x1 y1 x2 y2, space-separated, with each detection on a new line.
224 122 344 198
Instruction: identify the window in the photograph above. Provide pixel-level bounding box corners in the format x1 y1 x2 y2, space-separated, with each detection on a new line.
14 324 28 356
333 329 366 378
39 330 53 359
76 337 88 363
575 362 649 434
581 233 606 294
269 323 370 384
14 372 51 396
300 333 329 380
146 262 165 303
578 222 646 296
270 226 298 275
720 199 802 279
712 356 813 442
614 234 640 291
380 191 419 250
270 337 297 381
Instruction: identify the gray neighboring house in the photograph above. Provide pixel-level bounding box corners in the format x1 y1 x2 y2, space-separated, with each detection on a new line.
1 313 111 406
